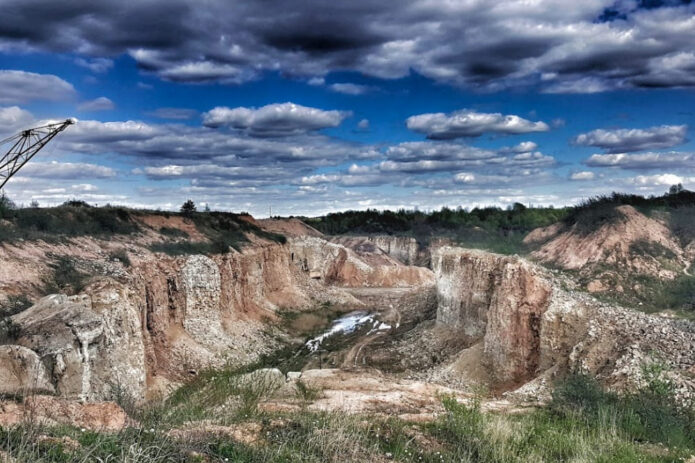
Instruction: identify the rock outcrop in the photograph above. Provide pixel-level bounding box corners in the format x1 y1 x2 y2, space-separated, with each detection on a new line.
432 246 695 400
0 345 54 395
11 285 146 402
290 236 434 288
1 229 434 402
433 248 551 386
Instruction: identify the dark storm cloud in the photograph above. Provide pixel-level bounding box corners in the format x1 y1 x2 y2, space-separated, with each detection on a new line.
1 0 695 91
574 125 687 152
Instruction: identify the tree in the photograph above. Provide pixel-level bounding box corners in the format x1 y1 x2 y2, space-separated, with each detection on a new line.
669 183 684 195
0 193 16 219
30 200 39 208
180 199 197 215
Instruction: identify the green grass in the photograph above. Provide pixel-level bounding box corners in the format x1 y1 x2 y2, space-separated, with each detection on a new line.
3 359 693 463
550 373 695 451
0 198 286 258
587 271 695 315
0 202 139 242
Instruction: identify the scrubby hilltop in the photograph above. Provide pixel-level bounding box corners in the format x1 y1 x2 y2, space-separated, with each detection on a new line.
526 192 695 313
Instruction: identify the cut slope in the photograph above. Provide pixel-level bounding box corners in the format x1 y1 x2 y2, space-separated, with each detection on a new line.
257 218 323 237
528 205 689 286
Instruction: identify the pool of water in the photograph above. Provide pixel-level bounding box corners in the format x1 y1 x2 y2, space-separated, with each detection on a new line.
304 310 391 352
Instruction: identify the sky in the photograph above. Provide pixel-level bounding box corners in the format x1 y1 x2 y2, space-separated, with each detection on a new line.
0 0 694 217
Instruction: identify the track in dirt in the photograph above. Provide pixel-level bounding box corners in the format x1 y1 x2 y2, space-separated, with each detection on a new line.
339 288 408 368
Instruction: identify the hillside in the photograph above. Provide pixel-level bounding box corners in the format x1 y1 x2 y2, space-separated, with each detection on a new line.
304 190 695 316
0 197 694 462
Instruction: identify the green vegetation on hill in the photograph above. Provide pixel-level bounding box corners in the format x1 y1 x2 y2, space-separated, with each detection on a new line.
564 190 695 239
302 188 695 257
0 197 139 242
304 202 569 255
148 211 286 256
0 197 285 255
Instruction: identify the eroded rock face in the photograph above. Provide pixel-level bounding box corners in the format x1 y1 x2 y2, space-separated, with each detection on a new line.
330 236 425 266
433 247 551 386
11 283 146 402
290 237 434 288
4 234 425 402
432 246 695 402
0 345 54 395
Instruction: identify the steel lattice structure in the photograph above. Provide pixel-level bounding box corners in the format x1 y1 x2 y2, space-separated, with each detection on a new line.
0 119 74 190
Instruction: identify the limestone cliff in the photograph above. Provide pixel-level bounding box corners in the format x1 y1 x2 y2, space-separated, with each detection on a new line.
290 236 434 287
329 235 425 266
432 246 695 400
1 230 433 402
433 248 551 386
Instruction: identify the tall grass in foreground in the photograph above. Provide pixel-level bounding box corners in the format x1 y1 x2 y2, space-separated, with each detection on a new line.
1 371 693 462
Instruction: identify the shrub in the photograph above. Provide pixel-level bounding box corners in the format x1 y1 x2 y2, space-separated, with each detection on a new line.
158 226 189 238
0 295 32 317
109 248 131 267
43 256 89 295
62 199 91 208
0 193 16 219
0 317 21 344
180 199 196 215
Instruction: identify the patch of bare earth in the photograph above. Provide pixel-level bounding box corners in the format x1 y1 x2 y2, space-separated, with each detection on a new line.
0 396 130 431
257 218 323 237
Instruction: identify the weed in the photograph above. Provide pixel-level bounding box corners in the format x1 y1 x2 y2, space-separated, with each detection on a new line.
109 248 131 267
0 295 32 317
0 317 21 344
295 380 321 403
42 256 89 295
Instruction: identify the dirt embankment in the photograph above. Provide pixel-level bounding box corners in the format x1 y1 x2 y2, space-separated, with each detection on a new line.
257 218 323 237
0 214 434 403
526 205 692 294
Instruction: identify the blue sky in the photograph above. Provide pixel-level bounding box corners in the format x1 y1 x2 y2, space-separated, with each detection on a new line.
1 1 695 216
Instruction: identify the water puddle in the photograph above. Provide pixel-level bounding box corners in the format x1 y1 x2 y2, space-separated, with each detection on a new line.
304 310 390 352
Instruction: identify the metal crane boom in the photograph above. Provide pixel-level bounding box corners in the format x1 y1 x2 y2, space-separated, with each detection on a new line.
0 119 75 190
